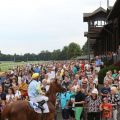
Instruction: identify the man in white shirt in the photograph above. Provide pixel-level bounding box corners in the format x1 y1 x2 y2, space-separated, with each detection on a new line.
47 67 55 80
84 61 90 71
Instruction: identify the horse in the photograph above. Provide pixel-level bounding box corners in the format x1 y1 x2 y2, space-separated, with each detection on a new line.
1 78 66 120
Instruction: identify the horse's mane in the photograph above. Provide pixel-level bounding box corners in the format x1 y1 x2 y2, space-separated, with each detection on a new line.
46 81 57 105
46 82 55 96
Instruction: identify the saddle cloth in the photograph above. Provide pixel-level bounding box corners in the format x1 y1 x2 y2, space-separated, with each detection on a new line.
29 101 49 113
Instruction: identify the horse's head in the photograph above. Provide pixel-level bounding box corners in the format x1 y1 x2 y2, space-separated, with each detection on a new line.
46 78 66 106
51 78 66 93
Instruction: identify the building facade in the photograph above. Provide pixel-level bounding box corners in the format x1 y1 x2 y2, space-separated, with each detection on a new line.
83 0 120 62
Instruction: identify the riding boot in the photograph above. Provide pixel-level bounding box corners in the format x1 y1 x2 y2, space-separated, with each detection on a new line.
38 100 46 112
38 100 46 106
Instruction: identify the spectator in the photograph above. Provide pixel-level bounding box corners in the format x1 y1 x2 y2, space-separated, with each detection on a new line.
86 68 92 78
6 87 15 104
33 65 40 73
18 75 22 85
0 85 6 101
47 67 55 80
74 85 86 120
59 91 70 120
95 56 102 72
56 70 62 80
67 85 75 120
14 85 21 100
79 61 84 71
86 89 101 120
19 77 28 100
88 83 95 96
81 78 89 95
104 71 113 83
43 74 50 84
92 71 99 87
62 76 71 89
72 79 79 92
84 61 90 71
72 65 78 75
75 74 81 86
11 77 18 88
39 70 45 82
117 70 120 81
100 97 112 120
101 81 111 99
108 87 120 120
112 70 118 80
3 79 11 93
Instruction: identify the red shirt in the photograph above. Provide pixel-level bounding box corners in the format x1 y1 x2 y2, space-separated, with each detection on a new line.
81 64 84 71
101 103 112 119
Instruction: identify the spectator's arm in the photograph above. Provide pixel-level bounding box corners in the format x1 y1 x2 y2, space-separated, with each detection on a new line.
74 101 85 104
99 104 103 111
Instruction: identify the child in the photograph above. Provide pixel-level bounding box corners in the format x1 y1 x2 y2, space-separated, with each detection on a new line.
100 97 112 120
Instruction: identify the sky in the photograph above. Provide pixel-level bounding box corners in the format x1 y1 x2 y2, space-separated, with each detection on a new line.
0 0 116 55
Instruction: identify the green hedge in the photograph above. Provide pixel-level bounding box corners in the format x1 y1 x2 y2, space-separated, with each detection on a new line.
98 65 120 84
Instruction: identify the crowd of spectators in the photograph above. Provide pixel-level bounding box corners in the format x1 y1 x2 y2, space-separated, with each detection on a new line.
0 57 120 120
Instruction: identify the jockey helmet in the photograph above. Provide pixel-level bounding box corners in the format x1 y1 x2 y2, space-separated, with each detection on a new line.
32 73 39 79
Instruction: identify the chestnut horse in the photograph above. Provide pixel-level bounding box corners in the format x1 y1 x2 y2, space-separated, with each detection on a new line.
1 79 65 120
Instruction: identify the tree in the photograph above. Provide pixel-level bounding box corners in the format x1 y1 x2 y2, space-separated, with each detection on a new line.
0 42 82 61
52 49 61 60
68 42 82 59
61 46 69 60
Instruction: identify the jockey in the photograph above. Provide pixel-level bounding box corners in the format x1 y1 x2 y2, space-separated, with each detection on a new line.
28 73 49 113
